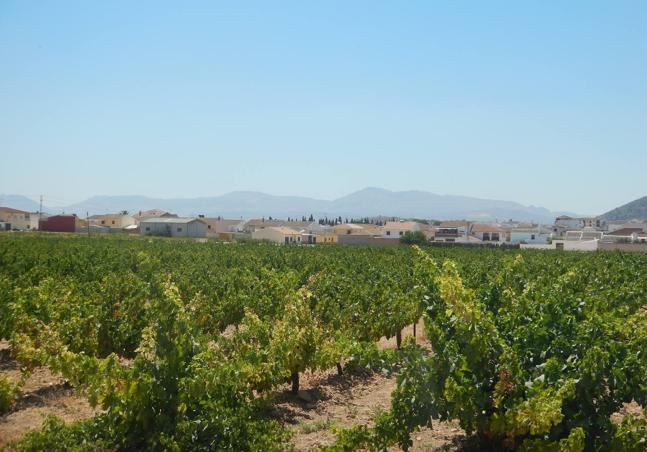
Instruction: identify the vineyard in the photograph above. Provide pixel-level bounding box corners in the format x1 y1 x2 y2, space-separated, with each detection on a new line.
0 234 645 451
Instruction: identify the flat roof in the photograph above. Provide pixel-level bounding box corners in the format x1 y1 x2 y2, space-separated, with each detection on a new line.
139 217 204 224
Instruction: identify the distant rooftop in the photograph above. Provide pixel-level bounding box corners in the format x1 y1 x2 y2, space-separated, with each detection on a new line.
139 217 204 224
471 223 504 233
0 206 29 214
439 221 469 228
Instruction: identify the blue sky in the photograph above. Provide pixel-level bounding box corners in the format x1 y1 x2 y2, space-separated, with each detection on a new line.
1 1 645 214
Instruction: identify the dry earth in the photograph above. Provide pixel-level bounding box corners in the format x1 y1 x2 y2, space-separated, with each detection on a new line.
0 341 97 447
270 319 466 451
271 368 465 451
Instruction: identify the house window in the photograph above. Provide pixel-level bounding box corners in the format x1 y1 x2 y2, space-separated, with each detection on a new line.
531 234 536 240
386 231 391 236
492 233 499 241
399 231 403 236
101 220 105 225
177 227 182 232
112 220 115 225
145 227 150 231
483 232 490 241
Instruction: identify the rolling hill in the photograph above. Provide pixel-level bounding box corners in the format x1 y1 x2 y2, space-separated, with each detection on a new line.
601 195 647 220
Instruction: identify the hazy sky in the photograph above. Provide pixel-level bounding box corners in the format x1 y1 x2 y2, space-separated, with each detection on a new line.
1 1 646 214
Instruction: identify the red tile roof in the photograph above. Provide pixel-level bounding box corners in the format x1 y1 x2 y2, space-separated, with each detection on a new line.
607 228 644 236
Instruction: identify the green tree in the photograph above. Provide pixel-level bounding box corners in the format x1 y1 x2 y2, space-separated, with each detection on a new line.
399 230 428 245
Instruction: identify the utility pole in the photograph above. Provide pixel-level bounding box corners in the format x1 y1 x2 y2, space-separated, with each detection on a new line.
39 195 43 230
86 211 90 235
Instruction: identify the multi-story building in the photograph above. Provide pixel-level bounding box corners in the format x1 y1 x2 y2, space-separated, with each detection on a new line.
0 207 40 230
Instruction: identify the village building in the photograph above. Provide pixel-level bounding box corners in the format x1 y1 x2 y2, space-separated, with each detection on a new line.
251 226 303 244
139 217 207 237
243 219 313 234
508 226 553 244
89 213 136 230
602 227 646 243
0 207 39 231
470 224 505 243
200 218 246 236
133 209 178 223
382 221 420 238
433 221 470 243
39 214 85 233
331 223 373 236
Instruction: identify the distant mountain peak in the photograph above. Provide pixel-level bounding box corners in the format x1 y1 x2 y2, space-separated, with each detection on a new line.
601 195 647 220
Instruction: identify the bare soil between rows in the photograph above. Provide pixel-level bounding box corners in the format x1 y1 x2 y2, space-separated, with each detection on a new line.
0 341 98 447
269 319 466 451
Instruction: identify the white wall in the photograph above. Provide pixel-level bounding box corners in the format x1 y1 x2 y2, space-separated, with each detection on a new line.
472 231 505 242
510 231 551 244
141 220 206 237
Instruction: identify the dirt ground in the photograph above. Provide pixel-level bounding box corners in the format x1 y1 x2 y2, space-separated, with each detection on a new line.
0 341 97 447
377 318 428 351
271 368 465 451
269 319 466 451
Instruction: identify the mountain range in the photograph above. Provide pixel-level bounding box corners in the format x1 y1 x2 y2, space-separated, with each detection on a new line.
601 196 647 221
1 188 577 223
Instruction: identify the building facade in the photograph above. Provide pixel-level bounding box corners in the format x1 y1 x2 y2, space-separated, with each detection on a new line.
89 214 136 229
382 221 420 238
139 218 207 237
39 215 80 233
509 228 552 244
251 226 302 244
0 207 39 230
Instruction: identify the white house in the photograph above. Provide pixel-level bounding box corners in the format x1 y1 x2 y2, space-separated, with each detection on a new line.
555 216 605 231
602 228 646 243
470 224 505 243
509 226 553 244
433 221 470 242
0 207 39 231
140 217 207 237
606 220 647 233
564 230 603 241
201 218 246 235
382 221 421 238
